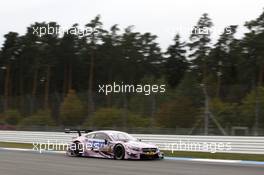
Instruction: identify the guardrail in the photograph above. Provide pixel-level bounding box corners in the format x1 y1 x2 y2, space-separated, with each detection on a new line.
0 130 264 155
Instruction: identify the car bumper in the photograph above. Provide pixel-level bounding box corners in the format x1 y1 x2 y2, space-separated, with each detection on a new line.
126 151 164 160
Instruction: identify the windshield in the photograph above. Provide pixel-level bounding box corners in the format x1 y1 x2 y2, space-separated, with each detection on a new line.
110 132 137 141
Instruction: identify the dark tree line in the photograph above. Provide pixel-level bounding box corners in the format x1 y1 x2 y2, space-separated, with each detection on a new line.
0 10 264 131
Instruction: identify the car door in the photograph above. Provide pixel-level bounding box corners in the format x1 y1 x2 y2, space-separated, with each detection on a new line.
85 133 109 151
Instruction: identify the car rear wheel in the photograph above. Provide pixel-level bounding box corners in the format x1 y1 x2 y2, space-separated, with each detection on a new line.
73 141 83 157
114 144 125 160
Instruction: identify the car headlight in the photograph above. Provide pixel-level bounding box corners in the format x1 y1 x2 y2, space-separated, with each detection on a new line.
128 146 141 152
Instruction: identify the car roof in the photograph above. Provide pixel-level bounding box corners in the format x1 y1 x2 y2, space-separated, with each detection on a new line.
87 130 128 135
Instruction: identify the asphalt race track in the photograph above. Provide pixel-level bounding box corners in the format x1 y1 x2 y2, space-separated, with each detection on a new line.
0 150 263 175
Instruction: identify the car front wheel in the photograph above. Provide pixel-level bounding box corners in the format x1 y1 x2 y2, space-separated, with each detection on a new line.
114 144 125 160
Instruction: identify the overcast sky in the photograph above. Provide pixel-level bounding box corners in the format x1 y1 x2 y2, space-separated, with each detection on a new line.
0 0 263 50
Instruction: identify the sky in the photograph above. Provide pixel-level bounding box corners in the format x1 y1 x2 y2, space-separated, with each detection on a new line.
0 0 263 50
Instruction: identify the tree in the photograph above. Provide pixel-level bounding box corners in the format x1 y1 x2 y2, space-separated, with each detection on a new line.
208 25 241 99
128 76 167 122
164 34 188 87
83 107 150 128
97 25 122 106
176 72 204 107
60 89 84 126
0 32 20 112
209 98 238 127
137 32 163 77
3 109 21 125
155 97 199 128
119 26 143 83
84 15 106 115
240 87 264 128
18 110 55 127
38 22 60 109
83 107 123 128
2 13 264 132
189 13 213 83
155 72 202 128
242 9 264 133
58 24 81 95
19 23 45 114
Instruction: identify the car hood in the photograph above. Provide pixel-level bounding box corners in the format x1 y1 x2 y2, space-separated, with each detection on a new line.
124 140 157 148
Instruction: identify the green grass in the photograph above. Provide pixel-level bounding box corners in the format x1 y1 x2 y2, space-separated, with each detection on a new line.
0 142 33 149
1 142 264 161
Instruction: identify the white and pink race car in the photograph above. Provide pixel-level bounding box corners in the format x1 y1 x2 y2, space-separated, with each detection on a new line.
65 129 164 160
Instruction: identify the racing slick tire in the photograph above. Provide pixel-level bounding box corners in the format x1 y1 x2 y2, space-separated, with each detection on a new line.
114 144 125 160
73 141 83 157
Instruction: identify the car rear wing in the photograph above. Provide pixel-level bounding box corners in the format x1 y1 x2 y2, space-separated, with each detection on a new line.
64 128 93 136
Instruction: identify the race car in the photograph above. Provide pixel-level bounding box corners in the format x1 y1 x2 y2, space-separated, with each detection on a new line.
65 129 164 160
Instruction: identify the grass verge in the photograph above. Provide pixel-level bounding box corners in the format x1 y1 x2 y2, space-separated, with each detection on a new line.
1 142 264 161
0 142 33 149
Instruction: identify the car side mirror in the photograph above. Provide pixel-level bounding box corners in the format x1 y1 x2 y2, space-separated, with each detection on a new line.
104 139 108 145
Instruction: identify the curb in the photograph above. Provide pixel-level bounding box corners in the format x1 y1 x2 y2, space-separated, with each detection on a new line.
165 156 264 165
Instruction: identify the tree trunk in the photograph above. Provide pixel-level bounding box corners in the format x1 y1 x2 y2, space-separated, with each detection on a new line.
88 51 95 115
44 66 51 109
106 70 113 107
62 64 68 96
4 64 10 112
216 72 221 97
19 66 24 113
68 64 72 91
32 68 38 97
254 64 264 135
30 68 38 113
202 59 208 85
122 93 128 129
150 94 156 127
258 64 264 86
8 68 12 109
